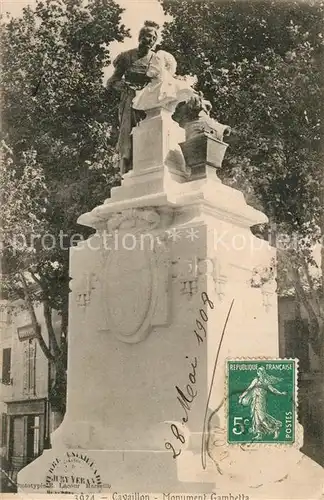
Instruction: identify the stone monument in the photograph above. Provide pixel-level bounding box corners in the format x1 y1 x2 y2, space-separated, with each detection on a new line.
18 47 323 499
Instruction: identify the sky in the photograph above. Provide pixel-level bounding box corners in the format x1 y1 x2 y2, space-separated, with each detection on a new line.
1 0 169 77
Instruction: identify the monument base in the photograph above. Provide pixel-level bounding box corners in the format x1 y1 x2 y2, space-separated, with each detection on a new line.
18 445 323 498
17 448 213 494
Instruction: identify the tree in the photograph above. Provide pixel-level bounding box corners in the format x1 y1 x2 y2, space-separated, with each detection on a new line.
160 0 324 362
0 0 129 419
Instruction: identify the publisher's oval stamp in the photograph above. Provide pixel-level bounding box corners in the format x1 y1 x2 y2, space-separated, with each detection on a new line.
226 358 298 445
46 451 103 493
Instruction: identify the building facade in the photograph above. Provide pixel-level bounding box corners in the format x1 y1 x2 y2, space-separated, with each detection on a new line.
278 295 323 466
0 301 61 488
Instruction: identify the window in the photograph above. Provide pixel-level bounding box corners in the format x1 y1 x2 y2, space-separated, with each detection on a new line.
0 413 7 447
1 348 12 385
26 415 40 460
0 307 12 324
23 340 36 395
33 416 40 456
284 319 310 373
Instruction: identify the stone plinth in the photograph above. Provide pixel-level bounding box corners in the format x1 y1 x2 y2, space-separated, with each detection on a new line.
107 107 189 205
56 184 279 452
18 107 324 498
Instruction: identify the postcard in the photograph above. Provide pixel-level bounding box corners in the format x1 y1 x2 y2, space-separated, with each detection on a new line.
1 1 323 499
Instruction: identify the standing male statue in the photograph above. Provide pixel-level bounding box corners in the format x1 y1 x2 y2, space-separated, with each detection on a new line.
106 21 160 175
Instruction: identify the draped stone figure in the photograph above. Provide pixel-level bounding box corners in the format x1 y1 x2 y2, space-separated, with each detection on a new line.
106 21 159 175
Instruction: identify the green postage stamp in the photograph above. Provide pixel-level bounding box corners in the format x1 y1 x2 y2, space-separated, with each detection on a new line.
226 358 297 444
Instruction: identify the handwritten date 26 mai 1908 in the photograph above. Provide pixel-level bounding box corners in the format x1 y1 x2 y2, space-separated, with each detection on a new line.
165 291 215 459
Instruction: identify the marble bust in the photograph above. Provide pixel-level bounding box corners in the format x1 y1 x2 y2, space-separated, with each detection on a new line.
132 50 196 112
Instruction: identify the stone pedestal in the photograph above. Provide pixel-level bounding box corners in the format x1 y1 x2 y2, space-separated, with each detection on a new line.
18 106 324 498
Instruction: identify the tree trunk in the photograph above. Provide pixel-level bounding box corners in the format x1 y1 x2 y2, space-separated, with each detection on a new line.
19 273 55 361
19 273 67 422
48 356 67 416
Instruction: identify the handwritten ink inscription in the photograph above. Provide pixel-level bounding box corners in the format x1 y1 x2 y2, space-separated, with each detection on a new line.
165 292 214 459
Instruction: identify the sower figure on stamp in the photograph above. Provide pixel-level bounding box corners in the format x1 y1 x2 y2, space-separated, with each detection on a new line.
106 21 159 175
239 366 287 440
